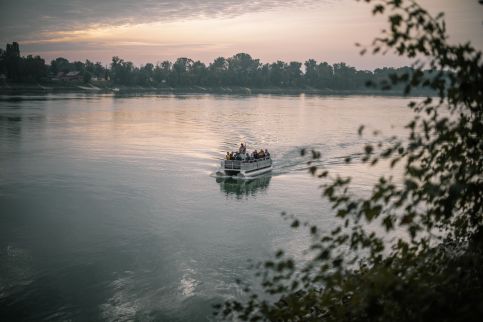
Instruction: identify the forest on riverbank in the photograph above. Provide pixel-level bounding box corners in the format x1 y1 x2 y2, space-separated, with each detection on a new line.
0 42 434 94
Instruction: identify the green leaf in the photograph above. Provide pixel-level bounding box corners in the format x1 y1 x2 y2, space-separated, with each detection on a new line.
365 144 374 154
372 4 385 15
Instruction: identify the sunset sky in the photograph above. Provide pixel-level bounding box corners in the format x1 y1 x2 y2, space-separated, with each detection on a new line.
1 0 482 69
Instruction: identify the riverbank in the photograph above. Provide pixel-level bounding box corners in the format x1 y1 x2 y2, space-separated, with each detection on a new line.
0 81 434 96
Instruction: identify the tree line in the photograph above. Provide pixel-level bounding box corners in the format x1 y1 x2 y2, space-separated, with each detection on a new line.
1 42 425 91
0 43 47 82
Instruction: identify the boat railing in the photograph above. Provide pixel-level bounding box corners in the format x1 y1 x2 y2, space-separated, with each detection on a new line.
224 160 242 169
241 159 270 171
243 156 271 163
223 157 271 170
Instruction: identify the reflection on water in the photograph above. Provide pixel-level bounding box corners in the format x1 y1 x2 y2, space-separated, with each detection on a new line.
0 113 46 141
0 115 23 139
216 175 271 199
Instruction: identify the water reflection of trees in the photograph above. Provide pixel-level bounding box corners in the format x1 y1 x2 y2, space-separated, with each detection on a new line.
0 112 45 141
216 175 271 199
0 115 22 138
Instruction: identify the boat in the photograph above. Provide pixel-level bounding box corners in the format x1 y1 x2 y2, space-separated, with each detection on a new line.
217 151 273 178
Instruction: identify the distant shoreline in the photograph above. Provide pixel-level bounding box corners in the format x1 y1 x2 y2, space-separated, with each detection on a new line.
0 82 434 97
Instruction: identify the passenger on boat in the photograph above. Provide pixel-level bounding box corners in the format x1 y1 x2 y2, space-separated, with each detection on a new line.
252 150 258 159
235 152 242 161
265 149 270 158
239 143 246 154
259 149 265 158
226 152 231 160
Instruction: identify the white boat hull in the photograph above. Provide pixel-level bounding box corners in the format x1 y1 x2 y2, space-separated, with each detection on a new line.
218 158 272 178
237 165 273 178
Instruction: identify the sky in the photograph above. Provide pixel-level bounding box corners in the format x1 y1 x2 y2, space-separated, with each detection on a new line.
0 0 482 69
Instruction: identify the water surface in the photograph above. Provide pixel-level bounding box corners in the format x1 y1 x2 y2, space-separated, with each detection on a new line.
0 93 414 321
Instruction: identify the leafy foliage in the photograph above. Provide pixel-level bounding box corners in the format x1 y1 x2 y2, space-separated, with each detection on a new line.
103 52 432 90
1 43 432 92
217 0 483 321
0 42 47 82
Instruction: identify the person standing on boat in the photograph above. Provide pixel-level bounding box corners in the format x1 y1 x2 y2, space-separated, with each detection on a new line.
239 143 246 154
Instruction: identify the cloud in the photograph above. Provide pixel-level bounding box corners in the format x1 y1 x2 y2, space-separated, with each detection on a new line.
19 40 217 54
0 0 319 42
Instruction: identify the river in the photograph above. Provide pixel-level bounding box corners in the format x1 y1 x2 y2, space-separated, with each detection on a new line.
0 93 415 321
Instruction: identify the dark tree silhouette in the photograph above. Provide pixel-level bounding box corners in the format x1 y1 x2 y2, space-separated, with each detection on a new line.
1 42 436 93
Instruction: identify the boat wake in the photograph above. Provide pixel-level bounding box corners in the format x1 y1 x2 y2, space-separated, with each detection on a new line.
212 138 377 179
